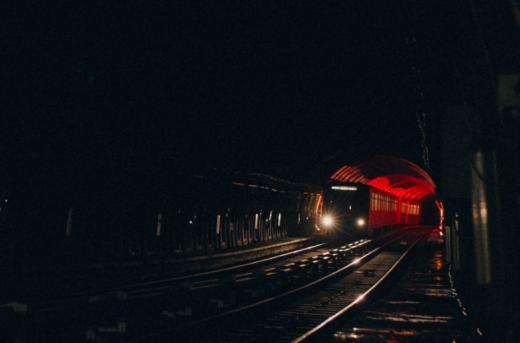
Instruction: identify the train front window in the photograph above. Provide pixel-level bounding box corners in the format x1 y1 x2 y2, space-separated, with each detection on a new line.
324 187 366 212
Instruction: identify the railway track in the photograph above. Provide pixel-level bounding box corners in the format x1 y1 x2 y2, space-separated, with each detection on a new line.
317 237 481 343
26 240 329 311
146 230 422 342
5 236 374 342
129 229 421 342
5 230 413 342
292 235 419 343
88 237 377 342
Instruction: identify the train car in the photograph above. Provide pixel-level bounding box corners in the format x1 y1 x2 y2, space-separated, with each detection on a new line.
318 182 422 242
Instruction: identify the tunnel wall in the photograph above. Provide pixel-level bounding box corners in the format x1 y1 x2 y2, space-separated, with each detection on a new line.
0 173 321 273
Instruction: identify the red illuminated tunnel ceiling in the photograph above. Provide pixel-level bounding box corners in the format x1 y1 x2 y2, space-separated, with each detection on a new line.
330 156 436 201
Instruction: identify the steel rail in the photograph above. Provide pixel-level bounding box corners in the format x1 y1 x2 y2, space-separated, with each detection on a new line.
292 236 421 343
148 233 402 341
123 240 369 301
28 241 329 309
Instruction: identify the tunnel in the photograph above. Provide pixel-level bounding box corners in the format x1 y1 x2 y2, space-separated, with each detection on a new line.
328 156 440 230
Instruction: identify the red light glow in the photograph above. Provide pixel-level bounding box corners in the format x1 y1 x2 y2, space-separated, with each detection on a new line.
331 157 436 202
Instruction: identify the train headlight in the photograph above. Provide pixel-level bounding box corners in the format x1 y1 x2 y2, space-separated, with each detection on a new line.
322 214 334 228
356 217 366 227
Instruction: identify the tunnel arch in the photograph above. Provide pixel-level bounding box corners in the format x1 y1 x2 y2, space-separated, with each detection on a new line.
329 156 436 201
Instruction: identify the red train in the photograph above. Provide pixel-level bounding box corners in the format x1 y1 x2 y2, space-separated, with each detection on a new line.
318 182 422 240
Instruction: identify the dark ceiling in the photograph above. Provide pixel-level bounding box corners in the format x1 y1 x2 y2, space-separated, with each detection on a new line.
4 1 497 189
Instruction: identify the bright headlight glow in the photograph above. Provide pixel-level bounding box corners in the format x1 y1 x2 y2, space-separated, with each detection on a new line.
322 215 334 227
356 218 366 227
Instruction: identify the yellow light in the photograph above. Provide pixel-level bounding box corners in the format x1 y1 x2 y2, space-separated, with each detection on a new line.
356 218 366 227
322 214 334 227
